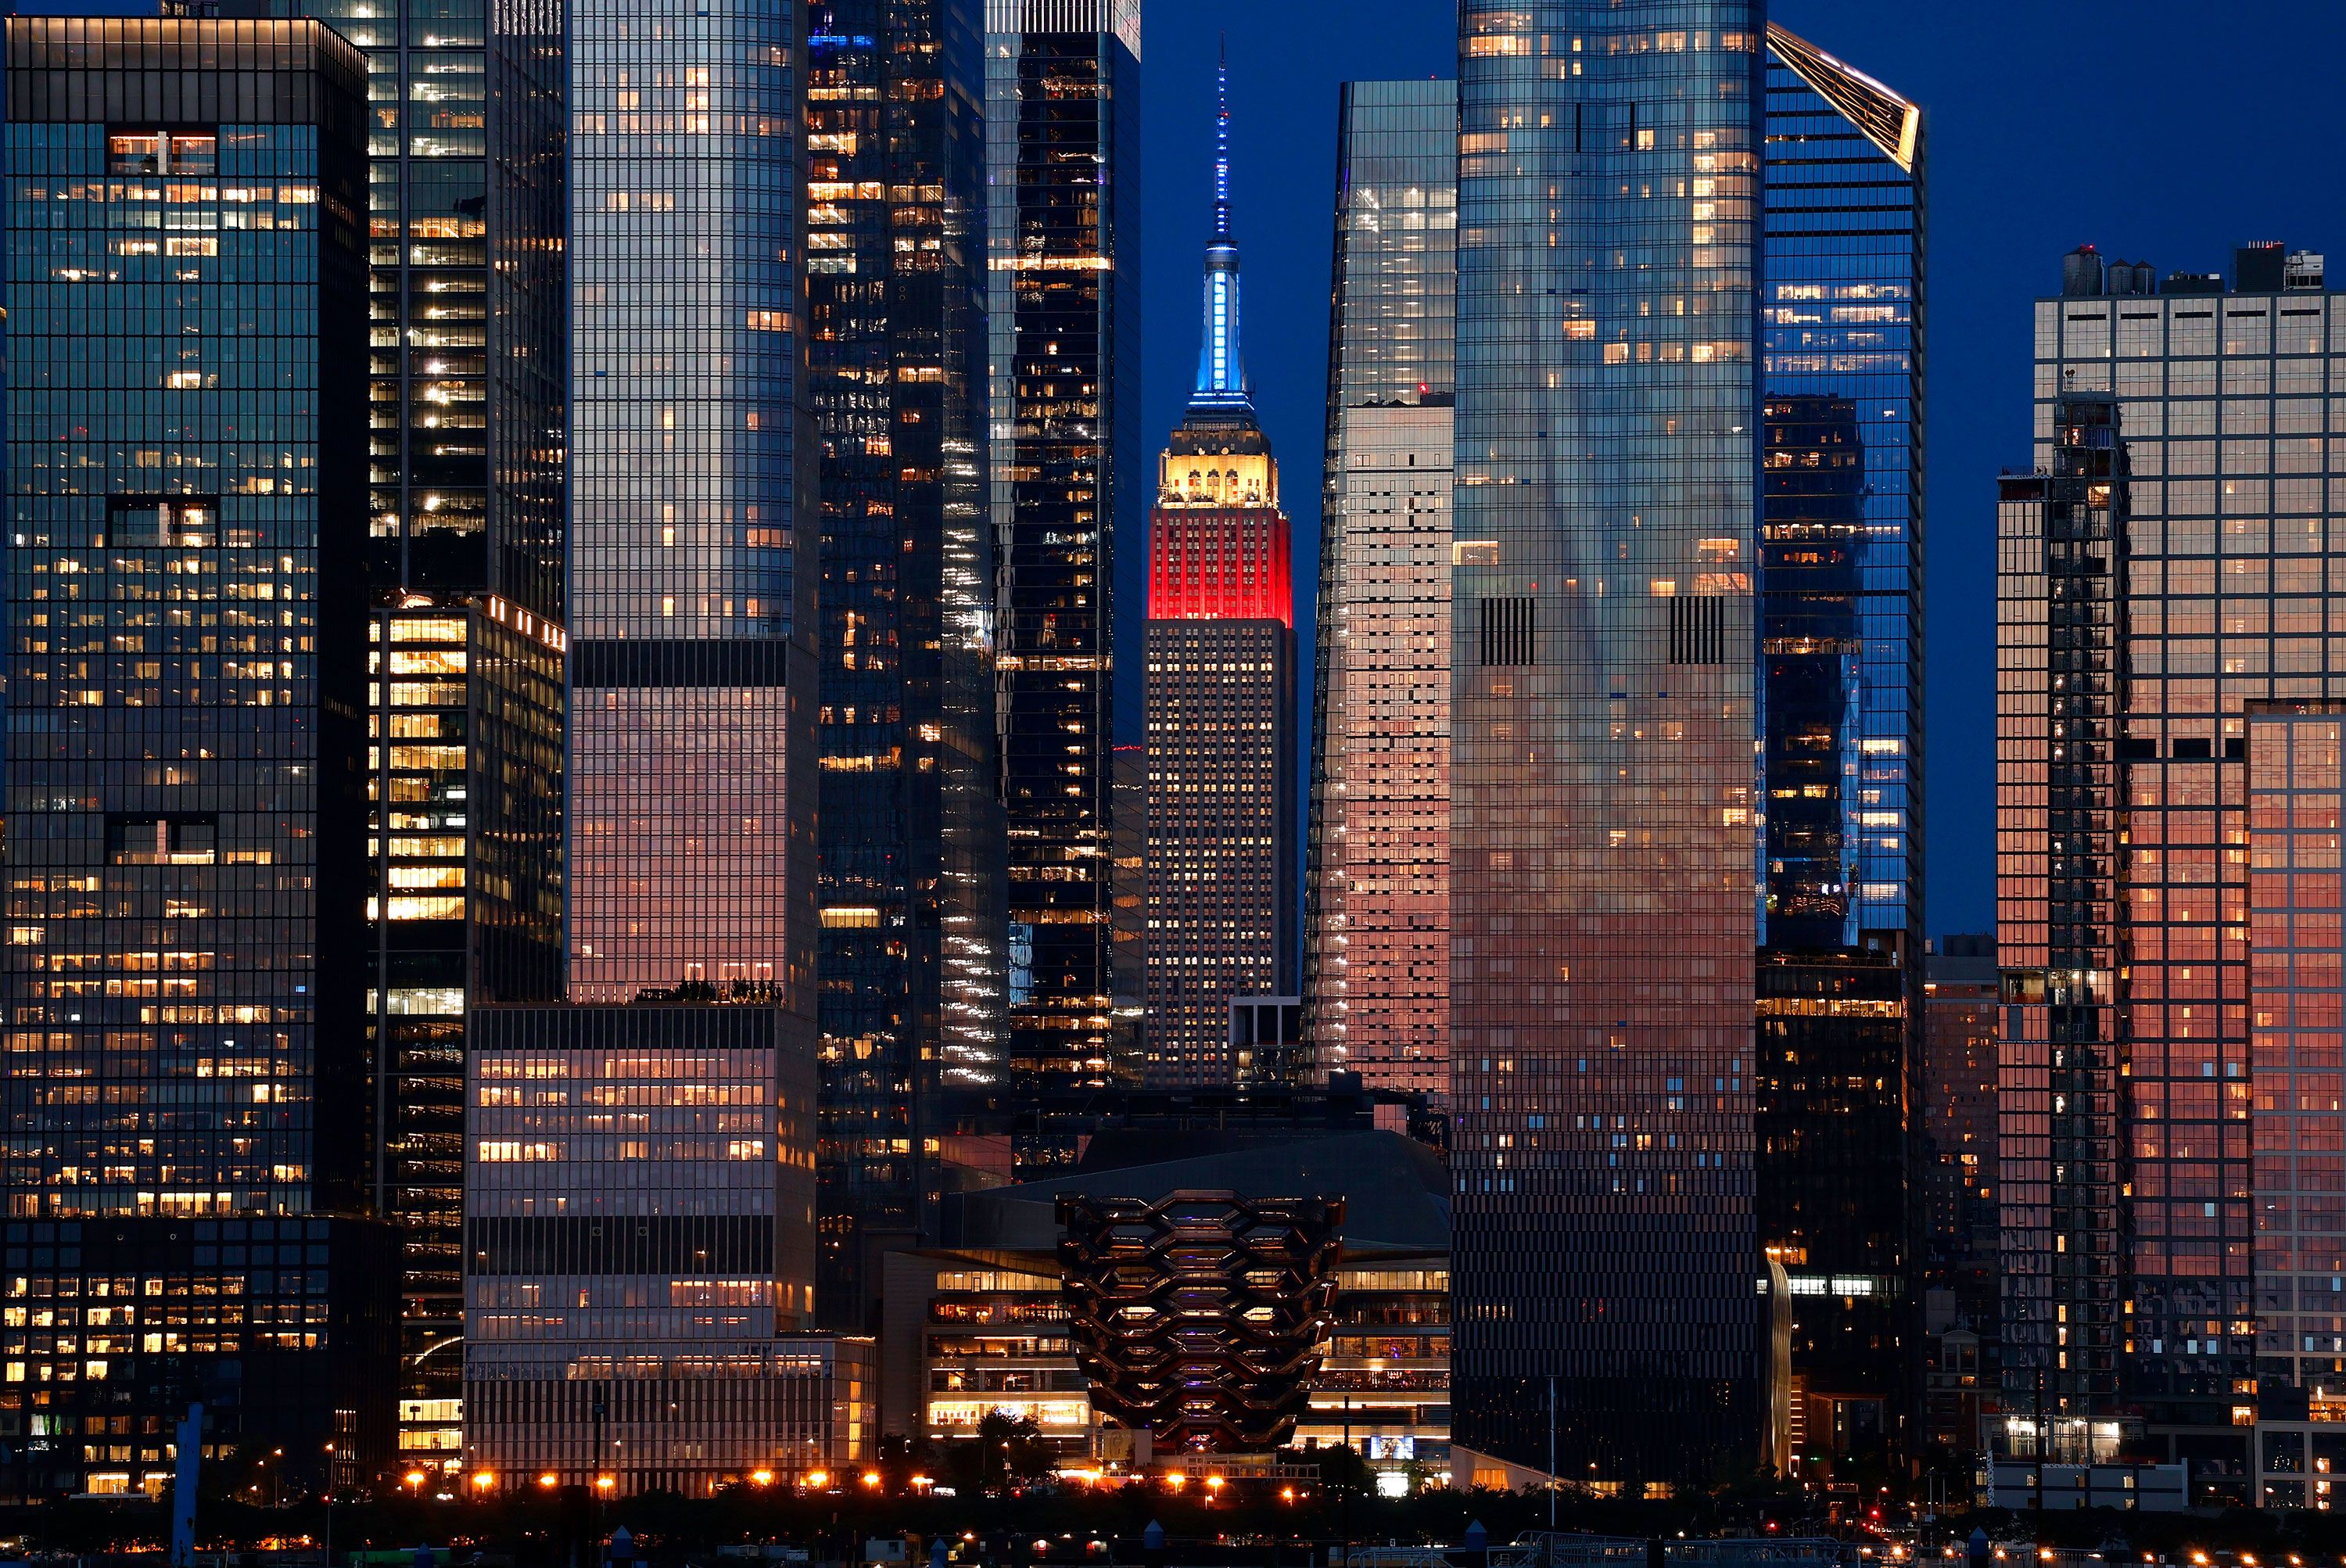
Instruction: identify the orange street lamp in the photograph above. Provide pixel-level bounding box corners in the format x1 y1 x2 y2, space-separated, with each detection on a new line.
751 1470 776 1487
538 1473 560 1491
595 1475 616 1494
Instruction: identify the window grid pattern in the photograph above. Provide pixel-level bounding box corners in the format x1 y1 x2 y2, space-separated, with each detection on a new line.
985 20 1140 1093
805 0 1004 1324
1300 90 1456 1107
1450 0 1762 1484
565 0 813 1007
2033 268 2346 1443
1993 396 2132 1437
2246 706 2346 1507
461 1004 828 1494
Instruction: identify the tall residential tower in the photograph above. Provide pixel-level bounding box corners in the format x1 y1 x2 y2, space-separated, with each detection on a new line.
1141 65 1295 1088
1302 78 1456 1105
985 0 1143 1093
804 0 1003 1326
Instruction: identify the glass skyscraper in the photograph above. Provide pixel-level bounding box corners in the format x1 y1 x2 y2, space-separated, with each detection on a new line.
280 0 569 1459
568 0 812 1009
1755 26 1924 1465
1140 66 1296 1089
804 0 1003 1326
1760 26 1922 945
985 0 1142 1094
1 16 401 1498
1302 78 1455 1106
2009 242 2346 1498
1449 3 1764 1483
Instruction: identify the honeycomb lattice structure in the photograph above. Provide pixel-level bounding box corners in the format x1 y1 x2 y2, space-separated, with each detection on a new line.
1056 1189 1343 1451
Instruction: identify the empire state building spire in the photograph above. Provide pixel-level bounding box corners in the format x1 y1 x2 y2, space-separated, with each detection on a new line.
1189 46 1252 421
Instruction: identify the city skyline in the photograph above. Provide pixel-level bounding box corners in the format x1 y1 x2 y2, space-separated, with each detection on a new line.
9 0 2346 1516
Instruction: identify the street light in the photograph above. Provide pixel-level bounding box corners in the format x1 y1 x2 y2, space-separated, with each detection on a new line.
751 1470 776 1487
538 1473 559 1491
405 1469 427 1498
595 1475 615 1494
472 1470 495 1494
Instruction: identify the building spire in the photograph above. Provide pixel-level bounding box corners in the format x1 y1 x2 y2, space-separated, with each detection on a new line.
1212 38 1232 243
1189 41 1252 419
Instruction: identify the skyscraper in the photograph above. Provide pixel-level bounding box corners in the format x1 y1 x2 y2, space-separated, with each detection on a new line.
1449 4 1763 1484
985 0 1143 1094
804 0 1003 1326
288 0 569 1459
1754 27 1925 1465
1141 65 1295 1089
0 16 400 1498
562 0 820 1367
2007 241 2344 1498
1995 392 2133 1460
2243 701 2346 1506
1302 78 1455 1105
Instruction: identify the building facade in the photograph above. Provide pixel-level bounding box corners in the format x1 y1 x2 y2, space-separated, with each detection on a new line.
804 0 1005 1328
460 1003 842 1494
1752 26 1925 1469
2243 703 2346 1507
280 0 569 1465
1449 2 1764 1484
1141 67 1294 1089
985 0 1142 1094
1921 934 2000 1449
1302 78 1455 1106
2009 242 2346 1498
1995 392 2133 1463
567 0 814 1004
0 16 400 1498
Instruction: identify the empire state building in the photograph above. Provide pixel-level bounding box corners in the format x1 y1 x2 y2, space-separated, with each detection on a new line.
1141 59 1297 1087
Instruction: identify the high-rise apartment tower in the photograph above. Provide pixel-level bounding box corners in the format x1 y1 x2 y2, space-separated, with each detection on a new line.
2005 241 2345 1498
985 0 1143 1093
804 0 1003 1326
1302 78 1455 1104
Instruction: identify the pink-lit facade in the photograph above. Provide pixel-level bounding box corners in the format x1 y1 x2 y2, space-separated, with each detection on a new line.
2246 704 2346 1505
1302 80 1454 1103
2018 247 2345 1488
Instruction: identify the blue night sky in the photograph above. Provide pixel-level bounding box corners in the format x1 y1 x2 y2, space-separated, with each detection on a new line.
1131 0 2346 939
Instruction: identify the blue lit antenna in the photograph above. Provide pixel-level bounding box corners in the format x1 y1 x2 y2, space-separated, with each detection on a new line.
1189 38 1252 417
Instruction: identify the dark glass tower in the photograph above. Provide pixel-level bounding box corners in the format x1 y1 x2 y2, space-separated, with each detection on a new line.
805 0 1003 1326
1141 65 1295 1088
1753 28 1925 1462
1449 2 1763 1484
1 16 400 1498
280 0 569 1458
1995 393 2132 1459
985 0 1142 1093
